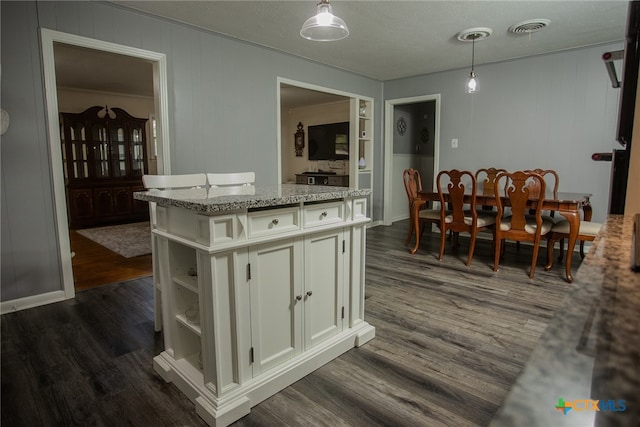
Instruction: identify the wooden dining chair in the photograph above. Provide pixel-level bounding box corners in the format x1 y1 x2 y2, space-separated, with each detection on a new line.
545 219 602 270
142 173 207 331
436 169 496 266
524 168 562 222
403 168 441 248
493 171 554 279
475 168 507 211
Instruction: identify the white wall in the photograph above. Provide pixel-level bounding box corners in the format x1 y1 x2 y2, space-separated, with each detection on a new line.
0 1 382 303
385 42 623 225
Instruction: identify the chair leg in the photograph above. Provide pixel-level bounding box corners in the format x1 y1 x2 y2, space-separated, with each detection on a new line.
493 237 502 272
500 239 505 261
438 227 447 260
405 217 415 246
557 238 565 262
529 237 541 279
419 221 427 240
467 231 477 267
579 240 586 259
545 237 555 271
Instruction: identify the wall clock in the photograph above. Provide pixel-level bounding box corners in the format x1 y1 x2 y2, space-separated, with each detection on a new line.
396 117 407 136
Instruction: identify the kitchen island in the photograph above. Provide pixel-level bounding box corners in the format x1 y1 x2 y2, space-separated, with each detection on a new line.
490 214 640 427
134 184 374 426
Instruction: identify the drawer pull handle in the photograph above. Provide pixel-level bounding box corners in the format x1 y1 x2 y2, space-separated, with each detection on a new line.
306 291 313 297
296 295 302 301
321 211 328 217
272 219 279 225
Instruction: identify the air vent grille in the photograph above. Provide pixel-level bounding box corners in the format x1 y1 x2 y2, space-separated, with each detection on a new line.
509 19 551 34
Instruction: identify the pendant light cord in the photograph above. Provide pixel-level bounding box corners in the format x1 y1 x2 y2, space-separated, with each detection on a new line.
471 36 475 72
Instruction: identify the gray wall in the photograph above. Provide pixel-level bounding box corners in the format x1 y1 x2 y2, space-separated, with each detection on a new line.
385 42 623 226
0 1 382 302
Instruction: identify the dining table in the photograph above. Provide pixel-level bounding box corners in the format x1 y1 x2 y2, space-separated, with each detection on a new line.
411 190 593 283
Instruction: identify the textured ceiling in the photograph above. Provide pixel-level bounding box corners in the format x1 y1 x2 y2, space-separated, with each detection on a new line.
53 1 630 100
114 0 629 80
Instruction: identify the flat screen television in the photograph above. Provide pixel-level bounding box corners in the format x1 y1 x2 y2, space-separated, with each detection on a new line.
308 121 349 160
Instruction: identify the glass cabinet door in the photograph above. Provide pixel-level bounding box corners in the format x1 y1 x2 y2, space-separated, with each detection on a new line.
69 121 89 179
91 123 110 178
130 126 145 176
110 125 127 178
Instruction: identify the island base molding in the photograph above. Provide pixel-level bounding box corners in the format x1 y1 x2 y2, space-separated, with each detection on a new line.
154 323 376 427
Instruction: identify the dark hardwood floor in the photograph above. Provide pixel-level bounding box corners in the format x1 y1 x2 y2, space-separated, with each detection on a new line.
1 220 582 426
70 228 152 292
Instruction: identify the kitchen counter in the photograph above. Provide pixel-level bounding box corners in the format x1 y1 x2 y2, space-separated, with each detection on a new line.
133 183 369 214
490 214 639 427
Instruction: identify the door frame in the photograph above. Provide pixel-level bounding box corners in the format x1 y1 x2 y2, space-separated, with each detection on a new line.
41 29 171 300
383 94 441 225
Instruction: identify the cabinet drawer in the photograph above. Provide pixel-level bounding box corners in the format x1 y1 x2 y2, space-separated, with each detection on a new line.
248 206 300 238
304 201 344 228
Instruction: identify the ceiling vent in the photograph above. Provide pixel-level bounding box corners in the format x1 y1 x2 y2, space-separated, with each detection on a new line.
508 19 551 34
456 27 493 42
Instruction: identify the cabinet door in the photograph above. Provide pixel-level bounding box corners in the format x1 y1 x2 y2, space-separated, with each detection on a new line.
249 238 302 376
93 188 114 217
68 188 93 220
303 229 344 349
112 187 132 215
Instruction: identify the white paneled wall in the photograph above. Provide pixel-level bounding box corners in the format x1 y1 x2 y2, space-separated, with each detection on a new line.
0 1 381 303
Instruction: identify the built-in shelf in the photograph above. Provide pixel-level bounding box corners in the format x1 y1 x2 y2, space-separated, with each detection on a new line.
357 99 373 179
173 274 198 293
176 313 202 335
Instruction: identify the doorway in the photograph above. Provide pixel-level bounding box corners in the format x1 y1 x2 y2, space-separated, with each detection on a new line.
41 29 171 298
383 94 441 225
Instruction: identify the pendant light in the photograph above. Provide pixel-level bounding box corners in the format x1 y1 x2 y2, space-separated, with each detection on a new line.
300 0 349 42
457 27 493 94
466 36 478 93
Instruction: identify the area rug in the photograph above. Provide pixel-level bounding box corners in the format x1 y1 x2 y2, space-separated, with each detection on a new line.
77 222 151 258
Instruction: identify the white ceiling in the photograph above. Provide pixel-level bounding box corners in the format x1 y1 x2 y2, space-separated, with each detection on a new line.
54 1 630 103
114 0 629 80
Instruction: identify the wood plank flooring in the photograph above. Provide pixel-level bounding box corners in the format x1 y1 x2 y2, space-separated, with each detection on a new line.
1 220 581 426
70 229 152 291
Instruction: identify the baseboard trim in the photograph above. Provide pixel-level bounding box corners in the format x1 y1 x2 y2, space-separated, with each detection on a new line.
1 290 67 315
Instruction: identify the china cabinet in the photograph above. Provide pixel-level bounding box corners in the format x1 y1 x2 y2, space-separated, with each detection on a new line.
59 105 149 227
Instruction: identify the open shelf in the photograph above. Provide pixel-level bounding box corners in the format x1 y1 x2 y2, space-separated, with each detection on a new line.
176 313 202 335
173 274 199 293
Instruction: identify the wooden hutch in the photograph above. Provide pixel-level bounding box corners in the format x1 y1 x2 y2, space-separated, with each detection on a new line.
59 106 149 228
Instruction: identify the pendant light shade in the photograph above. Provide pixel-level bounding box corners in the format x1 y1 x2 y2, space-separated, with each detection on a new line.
467 71 478 93
300 0 349 42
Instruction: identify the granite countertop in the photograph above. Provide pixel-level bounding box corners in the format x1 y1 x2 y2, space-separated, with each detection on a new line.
133 183 371 214
490 214 639 427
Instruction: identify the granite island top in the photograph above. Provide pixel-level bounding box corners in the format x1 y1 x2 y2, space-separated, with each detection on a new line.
133 183 371 214
490 214 639 427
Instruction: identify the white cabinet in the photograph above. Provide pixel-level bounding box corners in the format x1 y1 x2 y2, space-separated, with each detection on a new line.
249 228 346 375
151 197 374 427
249 238 302 375
303 229 345 349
